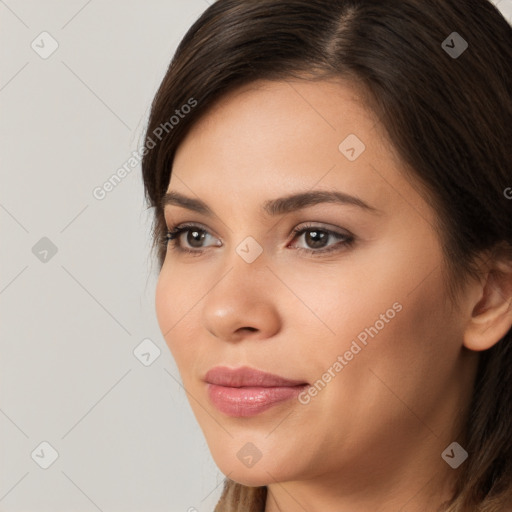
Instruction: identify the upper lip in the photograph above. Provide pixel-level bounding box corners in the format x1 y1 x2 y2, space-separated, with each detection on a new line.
204 366 308 387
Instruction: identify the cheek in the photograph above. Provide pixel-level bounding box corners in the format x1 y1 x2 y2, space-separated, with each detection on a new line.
293 275 456 466
154 264 210 385
326 268 458 422
292 246 456 402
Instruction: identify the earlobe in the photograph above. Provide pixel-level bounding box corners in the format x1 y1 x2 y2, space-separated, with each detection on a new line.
463 262 512 352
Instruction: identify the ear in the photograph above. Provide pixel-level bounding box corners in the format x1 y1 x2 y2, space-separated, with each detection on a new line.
463 258 512 352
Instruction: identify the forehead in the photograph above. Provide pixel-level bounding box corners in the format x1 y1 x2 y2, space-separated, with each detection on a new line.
175 78 378 158
169 79 433 225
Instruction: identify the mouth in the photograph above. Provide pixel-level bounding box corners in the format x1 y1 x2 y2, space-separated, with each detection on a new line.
204 366 309 417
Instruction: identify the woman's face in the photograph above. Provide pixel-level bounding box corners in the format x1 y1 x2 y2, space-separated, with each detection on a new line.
155 79 478 495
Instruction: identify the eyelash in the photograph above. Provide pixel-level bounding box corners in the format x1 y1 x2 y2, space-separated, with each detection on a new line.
160 222 355 257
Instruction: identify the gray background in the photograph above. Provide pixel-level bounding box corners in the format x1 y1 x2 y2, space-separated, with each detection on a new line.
1 1 511 511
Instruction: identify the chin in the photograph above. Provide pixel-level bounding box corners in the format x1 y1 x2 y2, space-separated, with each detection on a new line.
221 468 273 488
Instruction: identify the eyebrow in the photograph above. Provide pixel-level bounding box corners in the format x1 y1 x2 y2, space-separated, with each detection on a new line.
161 189 381 217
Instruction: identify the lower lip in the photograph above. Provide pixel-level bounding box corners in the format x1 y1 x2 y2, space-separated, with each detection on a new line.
207 383 307 417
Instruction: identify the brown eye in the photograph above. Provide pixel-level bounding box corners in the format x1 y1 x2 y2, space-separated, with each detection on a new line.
164 223 221 255
290 224 355 255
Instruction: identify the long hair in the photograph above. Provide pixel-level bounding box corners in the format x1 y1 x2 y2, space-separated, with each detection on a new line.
141 1 512 510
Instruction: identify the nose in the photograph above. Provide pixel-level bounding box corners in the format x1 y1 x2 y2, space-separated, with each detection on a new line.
201 251 281 343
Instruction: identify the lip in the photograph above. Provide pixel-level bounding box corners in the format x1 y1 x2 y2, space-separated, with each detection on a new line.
204 366 309 417
204 366 308 387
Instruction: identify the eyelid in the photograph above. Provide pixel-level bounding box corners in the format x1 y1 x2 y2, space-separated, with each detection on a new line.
169 221 221 243
164 221 355 256
166 221 349 238
293 221 352 236
289 223 355 252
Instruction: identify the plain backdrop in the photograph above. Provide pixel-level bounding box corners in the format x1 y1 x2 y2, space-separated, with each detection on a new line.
1 1 511 511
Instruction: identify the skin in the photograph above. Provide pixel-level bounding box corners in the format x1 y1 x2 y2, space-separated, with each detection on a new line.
154 79 507 511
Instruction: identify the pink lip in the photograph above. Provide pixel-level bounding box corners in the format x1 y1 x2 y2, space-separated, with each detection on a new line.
204 366 308 417
205 366 307 387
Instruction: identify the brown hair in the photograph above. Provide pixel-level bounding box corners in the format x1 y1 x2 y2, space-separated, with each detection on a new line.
141 0 512 510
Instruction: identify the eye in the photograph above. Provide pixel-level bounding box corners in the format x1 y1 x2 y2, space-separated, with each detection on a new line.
161 222 355 256
289 223 355 255
162 222 220 255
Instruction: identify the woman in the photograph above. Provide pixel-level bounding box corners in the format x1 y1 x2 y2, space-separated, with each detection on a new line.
141 0 512 510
